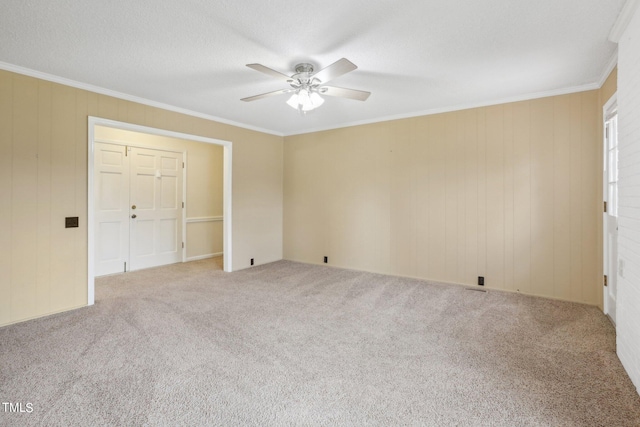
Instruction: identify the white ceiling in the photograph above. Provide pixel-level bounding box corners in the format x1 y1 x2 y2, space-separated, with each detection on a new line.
0 0 625 136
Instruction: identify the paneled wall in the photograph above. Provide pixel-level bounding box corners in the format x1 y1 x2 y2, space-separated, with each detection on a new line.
284 90 602 305
617 4 640 392
0 70 283 327
95 126 224 261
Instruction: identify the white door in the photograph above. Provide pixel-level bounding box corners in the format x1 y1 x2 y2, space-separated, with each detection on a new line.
94 143 130 276
129 147 183 271
604 113 618 324
94 143 183 276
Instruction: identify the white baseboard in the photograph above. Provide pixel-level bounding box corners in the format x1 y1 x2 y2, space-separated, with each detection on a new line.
185 252 223 262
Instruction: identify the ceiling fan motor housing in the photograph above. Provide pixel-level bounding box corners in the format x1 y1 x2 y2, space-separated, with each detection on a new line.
292 63 315 85
294 63 314 74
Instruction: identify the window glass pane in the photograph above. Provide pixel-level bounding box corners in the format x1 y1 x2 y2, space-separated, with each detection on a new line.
605 113 619 217
607 122 613 150
609 150 616 182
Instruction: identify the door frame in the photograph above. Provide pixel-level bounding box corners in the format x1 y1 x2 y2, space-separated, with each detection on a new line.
602 93 617 320
87 116 233 306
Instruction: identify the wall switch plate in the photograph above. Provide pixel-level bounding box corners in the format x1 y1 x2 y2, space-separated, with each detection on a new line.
65 217 79 228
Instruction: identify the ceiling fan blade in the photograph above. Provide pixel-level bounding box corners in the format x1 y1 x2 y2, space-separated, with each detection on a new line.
246 63 293 82
241 88 292 102
311 58 357 84
320 86 371 101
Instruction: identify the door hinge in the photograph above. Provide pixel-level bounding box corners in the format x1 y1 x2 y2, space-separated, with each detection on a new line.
604 275 608 287
183 162 185 169
604 201 607 213
182 242 184 249
182 202 184 208
125 146 128 157
124 262 127 272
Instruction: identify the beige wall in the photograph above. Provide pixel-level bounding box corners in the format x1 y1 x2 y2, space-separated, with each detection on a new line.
0 63 618 327
94 126 224 260
284 90 603 305
0 69 283 327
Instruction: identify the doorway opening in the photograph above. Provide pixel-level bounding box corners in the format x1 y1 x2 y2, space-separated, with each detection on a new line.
88 117 233 306
603 94 618 325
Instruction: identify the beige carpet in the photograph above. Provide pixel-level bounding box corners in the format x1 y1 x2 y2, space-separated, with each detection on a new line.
1 258 639 426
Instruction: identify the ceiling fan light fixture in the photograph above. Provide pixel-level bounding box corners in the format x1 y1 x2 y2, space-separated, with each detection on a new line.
286 93 299 109
310 92 324 107
298 89 312 109
287 88 325 112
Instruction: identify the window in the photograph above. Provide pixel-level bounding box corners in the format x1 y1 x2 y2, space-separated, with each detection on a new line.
605 113 619 217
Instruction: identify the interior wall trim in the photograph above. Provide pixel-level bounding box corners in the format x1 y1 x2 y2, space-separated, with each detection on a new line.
0 59 609 139
598 51 619 87
185 252 224 262
609 0 640 42
0 61 283 137
186 216 224 223
285 81 602 137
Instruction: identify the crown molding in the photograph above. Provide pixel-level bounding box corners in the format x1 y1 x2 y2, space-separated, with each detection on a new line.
0 61 284 137
0 59 616 139
285 82 601 137
609 0 639 43
597 51 618 87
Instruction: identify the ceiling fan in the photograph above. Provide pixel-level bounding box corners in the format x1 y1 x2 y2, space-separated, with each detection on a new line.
241 58 371 113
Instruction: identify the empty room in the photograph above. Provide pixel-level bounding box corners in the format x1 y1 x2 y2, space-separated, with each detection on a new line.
2 0 640 425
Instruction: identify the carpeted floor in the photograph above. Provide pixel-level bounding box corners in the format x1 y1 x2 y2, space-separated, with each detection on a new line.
1 258 640 426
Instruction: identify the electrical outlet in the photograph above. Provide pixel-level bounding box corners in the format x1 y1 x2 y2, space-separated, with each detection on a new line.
478 276 484 286
250 258 254 266
324 256 328 264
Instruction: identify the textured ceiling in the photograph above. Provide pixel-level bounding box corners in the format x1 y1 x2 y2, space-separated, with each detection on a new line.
0 0 625 135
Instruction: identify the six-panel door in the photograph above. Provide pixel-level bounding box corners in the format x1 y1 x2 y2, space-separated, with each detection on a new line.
94 142 183 276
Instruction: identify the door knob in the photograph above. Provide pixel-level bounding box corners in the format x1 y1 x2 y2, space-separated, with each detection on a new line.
131 214 137 219
131 205 136 210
